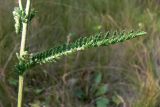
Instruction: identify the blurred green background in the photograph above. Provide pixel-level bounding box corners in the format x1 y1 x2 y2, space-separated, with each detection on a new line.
0 0 160 107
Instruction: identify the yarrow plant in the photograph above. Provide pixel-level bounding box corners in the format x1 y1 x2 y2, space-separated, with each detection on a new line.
13 0 146 107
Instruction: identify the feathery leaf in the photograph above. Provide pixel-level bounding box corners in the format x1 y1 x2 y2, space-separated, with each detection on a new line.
15 31 146 75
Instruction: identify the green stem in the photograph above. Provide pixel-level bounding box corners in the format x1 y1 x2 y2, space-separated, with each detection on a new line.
19 0 31 56
25 0 31 14
20 23 27 56
17 76 24 107
17 0 31 107
18 0 23 10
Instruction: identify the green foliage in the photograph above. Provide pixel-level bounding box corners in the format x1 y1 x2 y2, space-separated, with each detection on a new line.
74 72 113 107
0 0 159 106
93 72 102 85
95 84 108 97
96 97 109 107
74 88 86 101
15 31 146 75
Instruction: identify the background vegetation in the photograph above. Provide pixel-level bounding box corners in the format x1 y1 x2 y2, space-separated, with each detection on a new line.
0 0 160 107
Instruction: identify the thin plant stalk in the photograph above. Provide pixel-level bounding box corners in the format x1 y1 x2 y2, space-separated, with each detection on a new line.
17 75 24 107
17 0 31 107
18 0 23 10
19 0 31 56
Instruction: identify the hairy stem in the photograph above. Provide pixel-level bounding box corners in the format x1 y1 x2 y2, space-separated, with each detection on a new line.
18 0 31 107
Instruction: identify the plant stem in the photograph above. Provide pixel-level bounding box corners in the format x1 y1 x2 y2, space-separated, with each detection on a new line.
25 0 31 15
20 23 27 56
17 0 31 107
18 0 23 10
19 0 31 56
17 75 24 107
